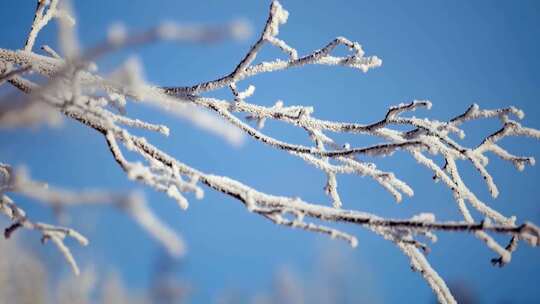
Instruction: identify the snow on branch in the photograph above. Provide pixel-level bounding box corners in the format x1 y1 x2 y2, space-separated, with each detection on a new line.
0 165 87 275
0 1 539 303
162 2 381 96
0 163 185 273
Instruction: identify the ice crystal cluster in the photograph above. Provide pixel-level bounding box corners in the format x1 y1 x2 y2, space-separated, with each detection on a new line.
0 1 539 303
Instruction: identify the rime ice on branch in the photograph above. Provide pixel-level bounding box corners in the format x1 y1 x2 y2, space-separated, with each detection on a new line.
1 1 539 303
0 164 186 274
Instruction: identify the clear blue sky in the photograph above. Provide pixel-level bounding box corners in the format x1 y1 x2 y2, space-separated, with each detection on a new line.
1 1 540 303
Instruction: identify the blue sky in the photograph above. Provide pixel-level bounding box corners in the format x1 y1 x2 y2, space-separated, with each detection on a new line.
1 1 540 303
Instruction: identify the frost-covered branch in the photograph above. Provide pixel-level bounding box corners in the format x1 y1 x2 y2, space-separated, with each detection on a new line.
162 1 381 95
0 163 185 274
1 163 87 275
0 1 539 303
0 194 86 275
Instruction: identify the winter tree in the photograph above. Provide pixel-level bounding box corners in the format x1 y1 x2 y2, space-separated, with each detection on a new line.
0 1 539 303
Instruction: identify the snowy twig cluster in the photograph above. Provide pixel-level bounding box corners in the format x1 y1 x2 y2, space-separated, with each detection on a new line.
0 1 539 303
